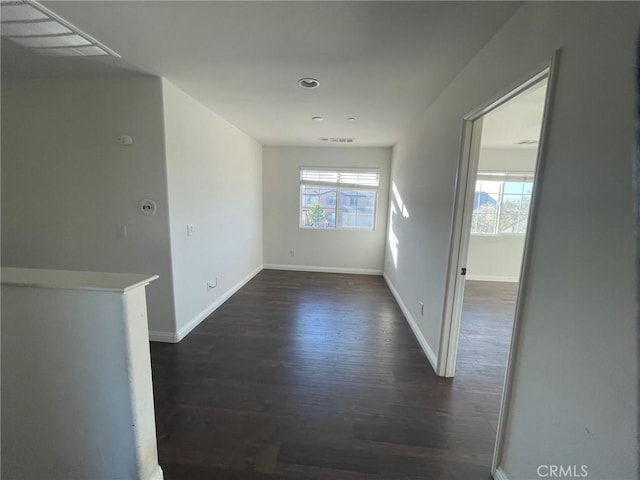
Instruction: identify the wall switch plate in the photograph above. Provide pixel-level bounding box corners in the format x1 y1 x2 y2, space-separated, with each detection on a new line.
420 302 424 315
187 224 195 236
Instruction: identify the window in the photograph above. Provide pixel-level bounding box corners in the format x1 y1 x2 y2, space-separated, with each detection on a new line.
300 168 379 229
471 172 533 235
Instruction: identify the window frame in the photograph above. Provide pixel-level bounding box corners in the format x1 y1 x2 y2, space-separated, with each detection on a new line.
299 167 380 231
471 171 534 236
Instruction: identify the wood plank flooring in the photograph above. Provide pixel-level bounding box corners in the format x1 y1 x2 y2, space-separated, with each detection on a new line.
456 281 518 433
150 271 517 479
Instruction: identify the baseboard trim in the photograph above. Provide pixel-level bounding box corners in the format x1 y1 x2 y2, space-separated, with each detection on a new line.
493 467 509 480
148 330 178 343
149 264 263 343
466 274 519 283
382 272 438 374
263 264 382 275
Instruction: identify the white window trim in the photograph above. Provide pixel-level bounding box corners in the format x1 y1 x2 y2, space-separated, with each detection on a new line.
299 167 380 231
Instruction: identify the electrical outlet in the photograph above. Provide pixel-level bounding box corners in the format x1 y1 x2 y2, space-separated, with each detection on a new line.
117 134 133 145
187 224 195 236
290 250 295 257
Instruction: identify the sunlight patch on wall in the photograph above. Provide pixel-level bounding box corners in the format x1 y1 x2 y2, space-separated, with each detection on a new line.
388 203 399 269
392 181 410 219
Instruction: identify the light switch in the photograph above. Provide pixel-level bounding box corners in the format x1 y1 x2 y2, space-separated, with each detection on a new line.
187 224 195 236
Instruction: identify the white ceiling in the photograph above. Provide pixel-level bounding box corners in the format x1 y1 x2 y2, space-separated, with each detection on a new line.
481 80 547 149
2 1 522 147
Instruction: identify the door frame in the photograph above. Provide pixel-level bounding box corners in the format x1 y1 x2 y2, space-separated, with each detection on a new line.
435 49 561 473
437 114 485 377
437 51 560 377
490 50 561 476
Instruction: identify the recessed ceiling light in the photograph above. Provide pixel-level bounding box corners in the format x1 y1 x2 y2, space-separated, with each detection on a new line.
347 117 356 122
298 78 320 89
0 0 119 57
312 116 324 122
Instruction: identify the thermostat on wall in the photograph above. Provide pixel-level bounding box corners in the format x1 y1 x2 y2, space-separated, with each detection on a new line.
140 199 157 216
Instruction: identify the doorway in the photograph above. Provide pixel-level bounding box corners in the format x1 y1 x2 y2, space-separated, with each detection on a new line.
455 79 548 398
436 60 558 474
440 70 551 377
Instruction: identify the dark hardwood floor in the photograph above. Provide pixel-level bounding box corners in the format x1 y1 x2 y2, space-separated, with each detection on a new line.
456 281 518 433
150 271 517 479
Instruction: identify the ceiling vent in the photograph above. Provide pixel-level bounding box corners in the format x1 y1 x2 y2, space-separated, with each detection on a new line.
330 138 354 143
515 139 538 145
0 0 119 57
320 137 354 143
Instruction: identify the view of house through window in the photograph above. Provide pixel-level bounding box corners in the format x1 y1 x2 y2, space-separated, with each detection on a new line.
300 168 379 229
471 172 533 234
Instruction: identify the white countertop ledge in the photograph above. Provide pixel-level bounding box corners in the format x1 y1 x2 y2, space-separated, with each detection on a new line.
1 268 159 293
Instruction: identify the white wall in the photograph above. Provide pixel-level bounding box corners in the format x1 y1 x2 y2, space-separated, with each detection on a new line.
384 2 638 478
1 271 161 480
161 79 263 341
467 148 537 282
466 235 526 283
477 147 537 172
263 146 391 274
1 77 176 334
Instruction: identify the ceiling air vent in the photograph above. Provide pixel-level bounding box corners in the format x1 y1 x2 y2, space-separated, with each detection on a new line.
329 138 354 143
515 139 538 145
0 0 119 57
